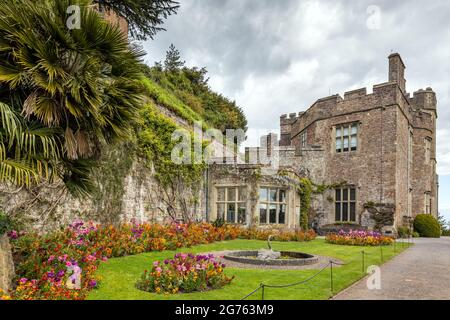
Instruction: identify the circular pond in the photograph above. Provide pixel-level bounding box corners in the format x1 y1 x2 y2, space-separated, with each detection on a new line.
223 250 319 266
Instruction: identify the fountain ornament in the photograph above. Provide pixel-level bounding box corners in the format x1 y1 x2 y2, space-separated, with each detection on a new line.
223 235 319 267
257 235 281 260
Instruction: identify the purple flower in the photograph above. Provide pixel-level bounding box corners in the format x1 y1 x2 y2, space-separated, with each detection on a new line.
7 230 18 240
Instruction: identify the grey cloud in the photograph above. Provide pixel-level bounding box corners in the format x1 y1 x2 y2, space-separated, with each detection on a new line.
142 0 450 175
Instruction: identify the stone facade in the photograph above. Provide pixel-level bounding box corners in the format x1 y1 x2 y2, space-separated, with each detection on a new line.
208 53 437 231
0 234 14 293
278 53 437 229
206 164 301 229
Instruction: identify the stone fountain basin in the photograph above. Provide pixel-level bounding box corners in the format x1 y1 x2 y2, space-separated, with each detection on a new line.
223 250 319 266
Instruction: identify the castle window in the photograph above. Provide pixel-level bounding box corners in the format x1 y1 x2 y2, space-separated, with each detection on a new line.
216 187 247 224
259 187 287 224
424 193 432 214
335 188 356 222
336 123 358 153
425 138 431 164
301 131 307 149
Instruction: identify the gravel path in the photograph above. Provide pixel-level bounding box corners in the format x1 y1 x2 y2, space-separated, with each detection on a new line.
333 237 450 300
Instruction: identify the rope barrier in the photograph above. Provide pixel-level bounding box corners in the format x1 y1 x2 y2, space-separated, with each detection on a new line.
262 263 331 289
240 240 404 300
241 284 264 300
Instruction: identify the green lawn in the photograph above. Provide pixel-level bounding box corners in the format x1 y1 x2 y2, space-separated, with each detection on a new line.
88 239 411 300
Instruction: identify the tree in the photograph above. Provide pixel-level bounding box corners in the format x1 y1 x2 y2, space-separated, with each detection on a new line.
0 102 61 187
164 44 185 72
0 0 145 195
94 0 180 40
437 213 449 235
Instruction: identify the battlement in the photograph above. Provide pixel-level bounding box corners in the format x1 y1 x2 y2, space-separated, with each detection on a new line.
410 87 437 115
344 87 367 100
280 112 304 122
316 94 342 104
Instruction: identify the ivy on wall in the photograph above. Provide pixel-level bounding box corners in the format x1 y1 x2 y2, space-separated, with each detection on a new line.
137 102 206 221
278 169 346 230
90 142 136 223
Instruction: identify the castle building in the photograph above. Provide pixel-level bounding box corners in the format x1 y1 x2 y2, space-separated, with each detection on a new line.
207 53 438 233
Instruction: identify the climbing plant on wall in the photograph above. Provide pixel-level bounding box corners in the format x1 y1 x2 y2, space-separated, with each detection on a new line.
137 102 206 222
278 169 346 231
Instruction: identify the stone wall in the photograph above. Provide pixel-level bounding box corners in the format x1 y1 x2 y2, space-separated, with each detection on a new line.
280 54 437 227
0 234 14 293
0 156 206 231
0 105 229 232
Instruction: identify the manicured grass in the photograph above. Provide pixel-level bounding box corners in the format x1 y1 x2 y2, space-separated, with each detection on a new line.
88 239 411 300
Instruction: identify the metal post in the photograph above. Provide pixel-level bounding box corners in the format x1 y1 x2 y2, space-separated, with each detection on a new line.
361 251 365 275
261 284 265 300
330 261 334 294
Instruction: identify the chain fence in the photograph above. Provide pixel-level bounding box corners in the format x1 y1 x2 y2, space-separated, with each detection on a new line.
241 236 414 300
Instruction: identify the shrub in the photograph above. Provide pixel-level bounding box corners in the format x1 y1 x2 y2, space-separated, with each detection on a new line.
397 226 411 238
0 212 12 235
212 217 225 228
136 253 234 294
326 230 394 246
238 228 316 242
414 214 441 238
412 231 420 238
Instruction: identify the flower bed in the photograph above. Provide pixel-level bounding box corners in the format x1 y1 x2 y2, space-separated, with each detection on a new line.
325 230 394 246
6 220 315 300
0 289 11 300
8 221 241 300
239 228 316 242
136 253 234 294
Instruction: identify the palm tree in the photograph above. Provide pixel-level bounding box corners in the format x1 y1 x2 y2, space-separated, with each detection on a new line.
0 102 60 187
0 0 145 195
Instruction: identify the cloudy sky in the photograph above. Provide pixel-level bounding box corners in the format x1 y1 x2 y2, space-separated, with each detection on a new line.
142 0 450 221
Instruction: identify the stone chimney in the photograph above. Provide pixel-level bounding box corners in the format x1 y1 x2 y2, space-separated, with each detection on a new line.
388 53 406 93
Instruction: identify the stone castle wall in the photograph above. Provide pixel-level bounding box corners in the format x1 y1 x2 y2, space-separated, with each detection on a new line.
0 105 229 232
